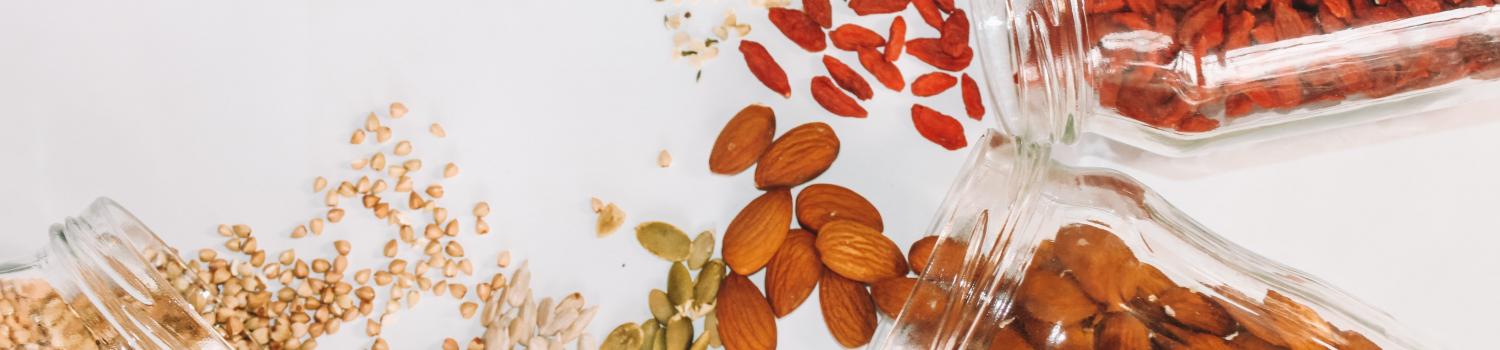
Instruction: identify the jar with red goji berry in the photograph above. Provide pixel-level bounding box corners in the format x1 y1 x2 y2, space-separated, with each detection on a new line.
868 130 1429 349
968 0 1500 155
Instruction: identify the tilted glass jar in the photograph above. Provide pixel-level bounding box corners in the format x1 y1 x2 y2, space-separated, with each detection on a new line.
0 198 230 349
870 130 1428 349
971 0 1500 155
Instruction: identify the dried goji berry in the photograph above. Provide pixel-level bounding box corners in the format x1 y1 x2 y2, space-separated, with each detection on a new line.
769 8 827 52
911 72 958 97
1317 4 1348 32
912 0 945 29
1126 0 1158 15
1087 0 1129 14
806 0 833 28
1177 0 1227 43
939 9 971 57
906 38 973 71
961 74 985 120
830 24 887 51
1323 0 1353 19
935 0 955 12
1112 12 1153 30
848 0 911 15
823 55 875 100
740 40 792 98
1224 11 1255 51
858 48 906 91
1249 19 1278 43
1271 0 1312 40
911 104 968 150
886 17 907 62
1176 115 1220 132
1402 0 1443 15
812 76 869 118
1224 93 1253 117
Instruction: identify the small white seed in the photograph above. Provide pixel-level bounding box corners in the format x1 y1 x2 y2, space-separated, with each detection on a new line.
657 149 672 168
444 163 459 178
389 102 408 119
394 141 412 156
351 129 368 144
314 177 328 192
334 240 352 255
377 126 392 143
425 185 445 198
429 123 447 137
365 112 381 131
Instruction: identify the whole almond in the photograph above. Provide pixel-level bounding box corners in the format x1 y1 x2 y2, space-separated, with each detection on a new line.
716 274 777 350
1020 317 1095 349
1098 312 1151 350
906 236 968 279
818 268 876 348
1157 287 1234 336
795 183 883 233
1017 269 1098 324
1134 263 1177 299
710 105 777 175
723 189 794 275
765 229 821 318
815 220 907 283
1053 224 1140 309
870 277 947 321
755 122 839 190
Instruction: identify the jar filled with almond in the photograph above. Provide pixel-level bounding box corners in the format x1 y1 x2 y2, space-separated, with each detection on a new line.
971 0 1500 155
0 198 230 349
868 130 1426 349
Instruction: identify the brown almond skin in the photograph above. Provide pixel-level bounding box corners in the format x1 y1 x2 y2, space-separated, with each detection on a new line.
1021 317 1095 350
907 236 968 279
717 274 777 350
869 277 914 318
723 189 794 275
1157 287 1234 336
709 105 776 175
1053 224 1139 309
755 122 839 190
1098 313 1151 350
815 220 907 283
907 236 936 275
795 183 883 233
765 229 821 317
1017 269 1098 324
818 268 877 348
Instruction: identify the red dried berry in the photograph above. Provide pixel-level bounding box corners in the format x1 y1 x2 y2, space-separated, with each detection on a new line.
1176 115 1221 132
961 74 985 120
912 0 945 29
906 38 973 71
848 0 912 15
823 55 875 100
911 104 968 150
830 24 887 51
806 0 833 28
886 17 907 63
740 40 792 98
812 76 869 118
939 9 970 57
858 48 906 91
769 8 828 52
911 72 958 97
935 0 956 11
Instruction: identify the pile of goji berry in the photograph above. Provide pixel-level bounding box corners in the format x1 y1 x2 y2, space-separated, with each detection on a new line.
1092 0 1500 133
739 0 985 151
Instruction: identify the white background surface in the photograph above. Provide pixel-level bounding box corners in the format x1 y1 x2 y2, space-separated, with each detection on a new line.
0 0 1495 349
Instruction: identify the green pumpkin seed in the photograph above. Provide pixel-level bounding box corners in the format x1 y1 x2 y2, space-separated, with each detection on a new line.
705 311 721 348
693 259 725 308
652 323 668 350
666 317 693 350
667 262 695 307
687 231 715 270
689 331 711 350
639 319 661 350
648 289 675 323
602 322 645 350
636 222 691 261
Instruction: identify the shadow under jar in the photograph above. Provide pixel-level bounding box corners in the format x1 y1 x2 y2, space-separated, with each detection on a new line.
970 0 1500 155
869 130 1428 349
0 198 229 349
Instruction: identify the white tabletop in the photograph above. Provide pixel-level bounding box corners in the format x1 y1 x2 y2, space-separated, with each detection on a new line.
0 0 1494 349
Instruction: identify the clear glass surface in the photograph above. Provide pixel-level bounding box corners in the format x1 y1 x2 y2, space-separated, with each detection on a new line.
872 130 1428 349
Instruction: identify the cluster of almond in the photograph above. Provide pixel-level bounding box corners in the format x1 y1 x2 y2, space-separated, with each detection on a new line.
705 104 939 349
948 224 1386 350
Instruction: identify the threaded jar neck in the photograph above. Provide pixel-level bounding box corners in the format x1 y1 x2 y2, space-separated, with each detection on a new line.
973 0 1093 146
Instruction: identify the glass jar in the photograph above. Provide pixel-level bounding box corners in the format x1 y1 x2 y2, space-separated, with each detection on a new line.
870 130 1428 349
0 198 230 349
970 0 1500 155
